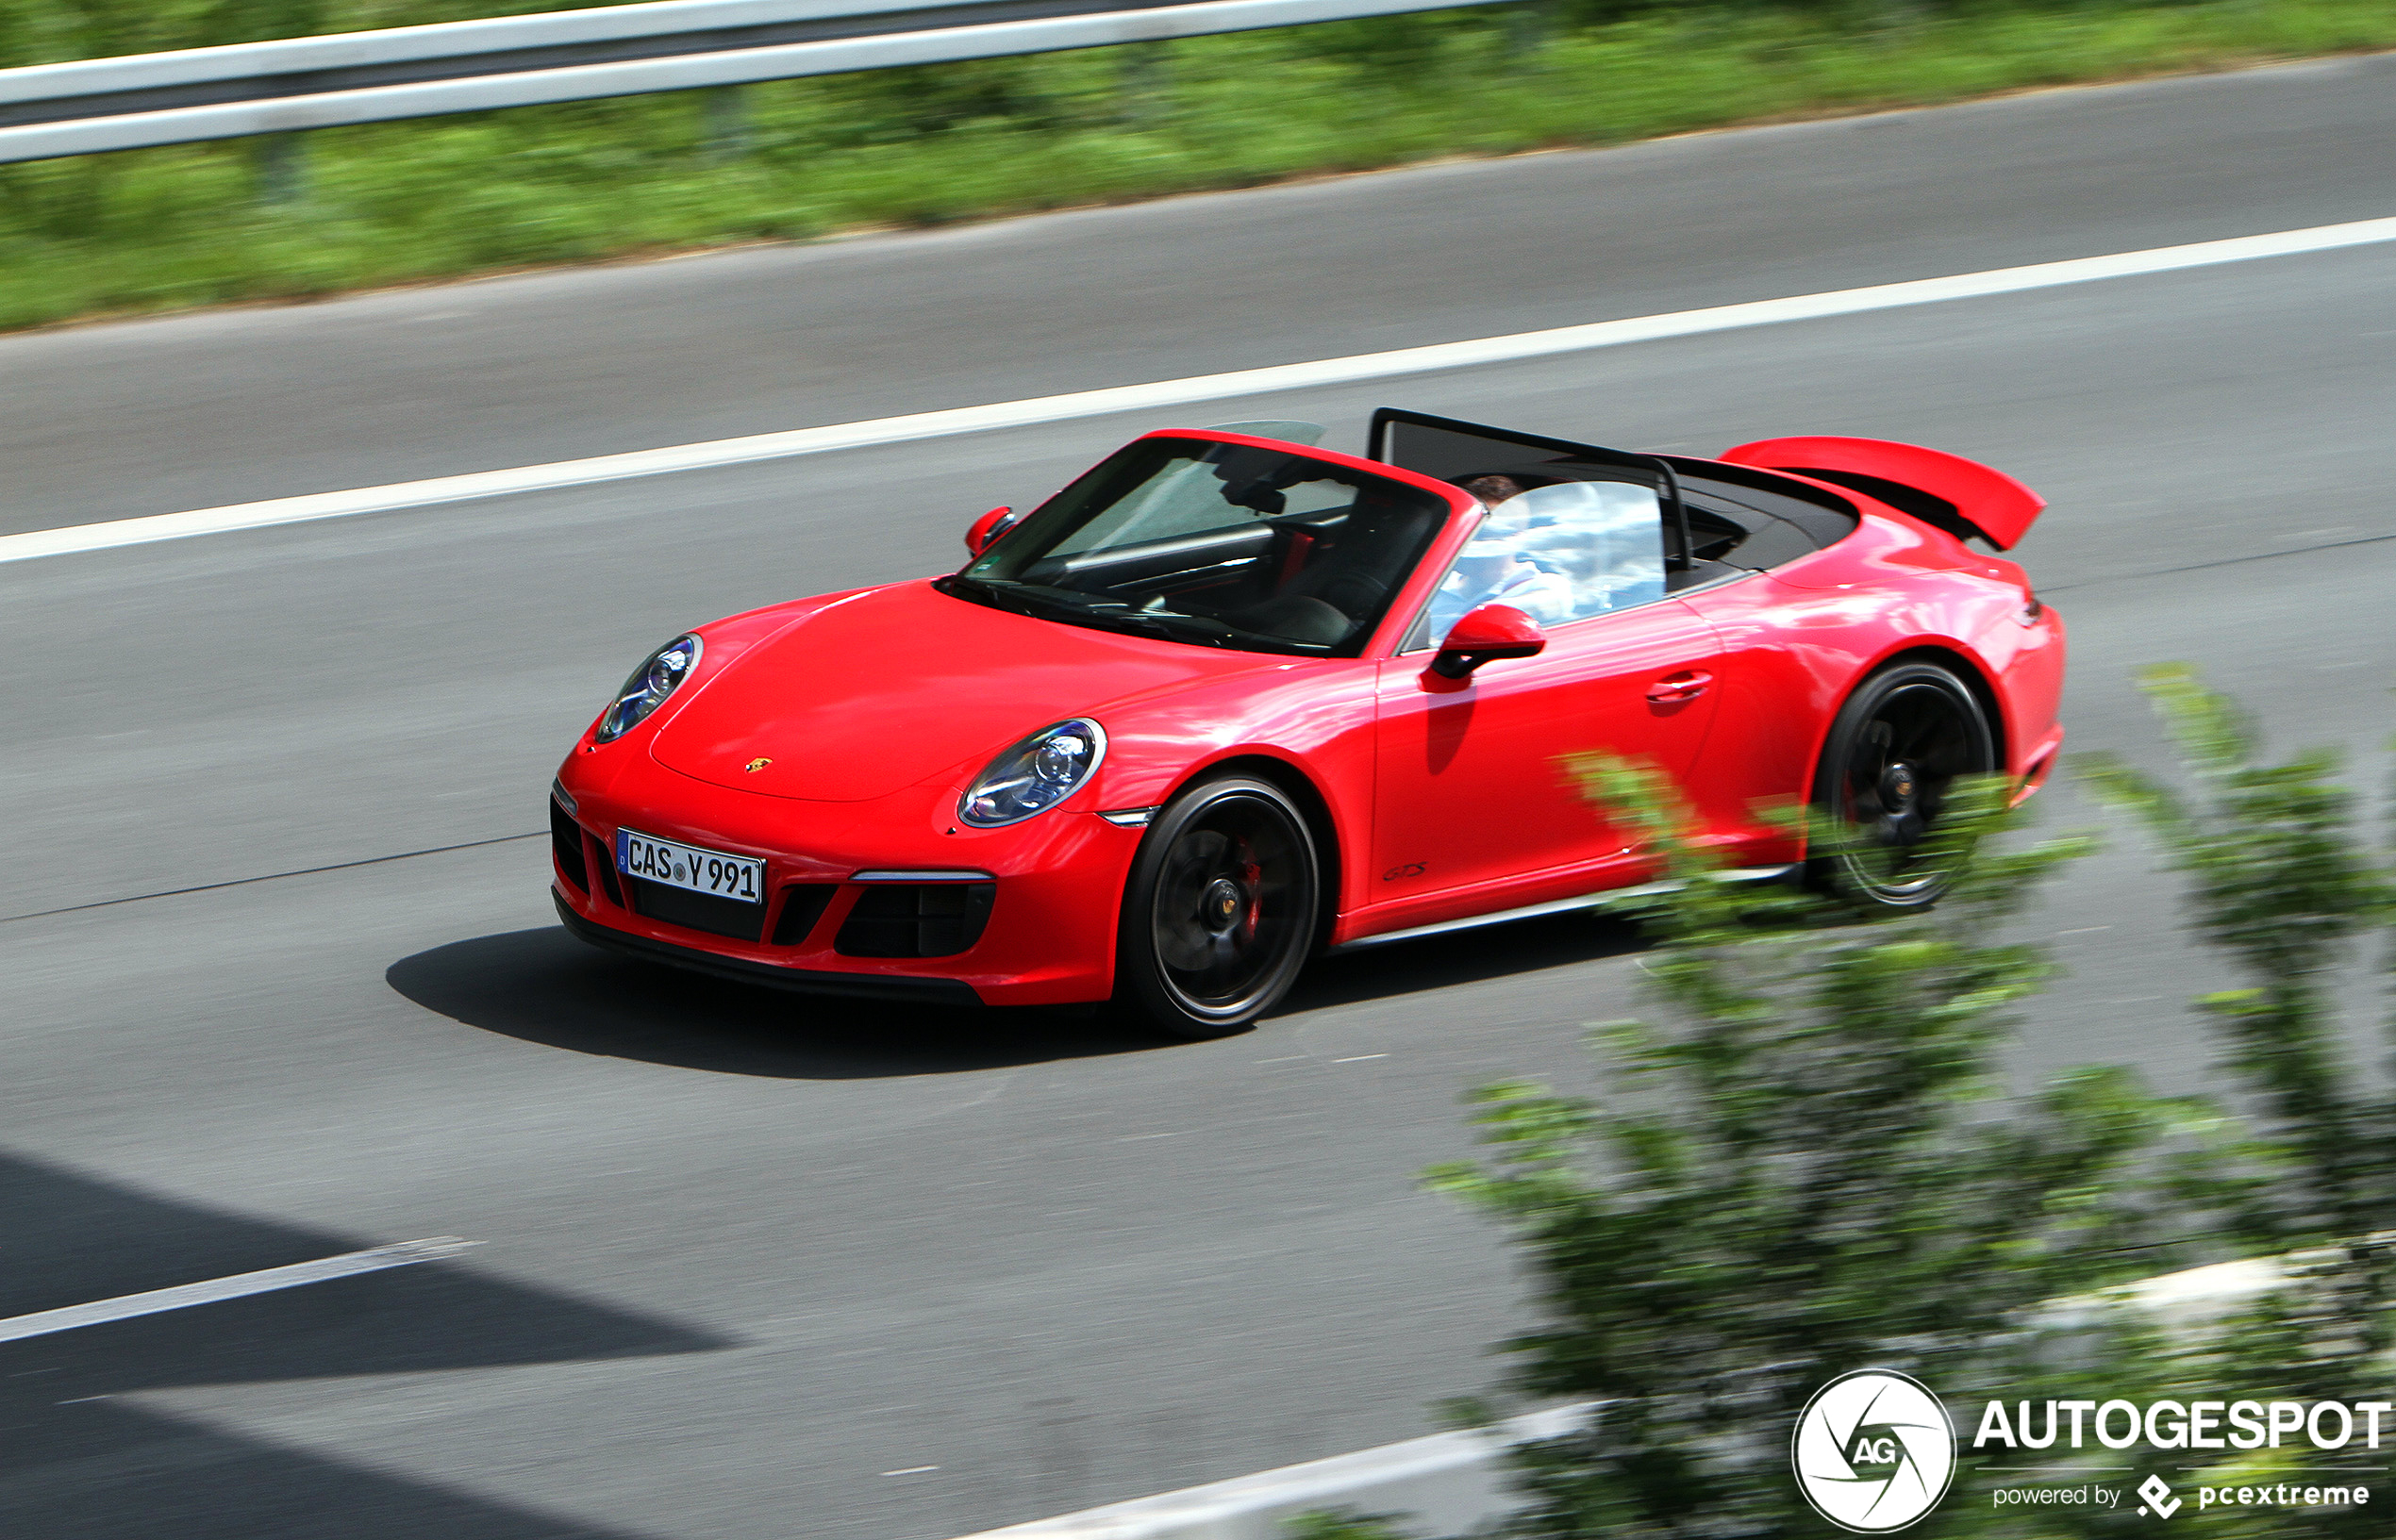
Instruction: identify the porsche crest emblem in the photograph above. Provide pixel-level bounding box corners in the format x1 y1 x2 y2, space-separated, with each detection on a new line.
743 757 773 773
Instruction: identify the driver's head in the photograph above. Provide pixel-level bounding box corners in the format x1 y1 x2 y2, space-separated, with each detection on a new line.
1459 473 1525 507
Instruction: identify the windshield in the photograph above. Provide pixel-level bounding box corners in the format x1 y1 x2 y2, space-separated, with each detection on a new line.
945 437 1453 656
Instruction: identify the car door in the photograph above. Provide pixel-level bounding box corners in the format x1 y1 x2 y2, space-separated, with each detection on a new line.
1370 596 1723 907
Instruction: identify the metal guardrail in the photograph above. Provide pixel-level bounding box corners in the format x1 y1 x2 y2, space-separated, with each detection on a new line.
0 0 1511 165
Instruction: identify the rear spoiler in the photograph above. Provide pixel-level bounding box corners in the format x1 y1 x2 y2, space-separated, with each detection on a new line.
1717 436 2044 551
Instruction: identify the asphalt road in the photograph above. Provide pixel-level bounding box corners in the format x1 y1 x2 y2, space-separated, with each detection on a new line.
5 54 2395 1540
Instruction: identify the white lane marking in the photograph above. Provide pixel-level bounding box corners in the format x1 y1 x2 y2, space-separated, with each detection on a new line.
8 213 2394 570
0 1237 475 1343
945 1400 1598 1539
936 1264 2291 1538
1331 1053 1388 1063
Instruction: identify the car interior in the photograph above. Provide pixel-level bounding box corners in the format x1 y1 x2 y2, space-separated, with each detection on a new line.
1366 408 1858 601
961 439 1453 654
950 416 1858 657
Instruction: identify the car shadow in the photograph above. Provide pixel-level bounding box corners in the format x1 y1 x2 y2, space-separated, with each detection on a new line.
392 909 1655 1075
1275 909 1652 1017
386 926 1166 1079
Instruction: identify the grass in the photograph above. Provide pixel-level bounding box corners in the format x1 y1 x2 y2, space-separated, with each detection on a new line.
2 0 2391 332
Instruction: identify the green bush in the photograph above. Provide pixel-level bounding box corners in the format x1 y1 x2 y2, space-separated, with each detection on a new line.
2076 667 2396 1539
1333 683 2396 1540
2081 665 2396 1239
1417 767 2238 1537
1341 685 2386 1540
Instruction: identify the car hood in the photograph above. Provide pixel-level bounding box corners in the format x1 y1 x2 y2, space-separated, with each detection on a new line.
649 581 1276 802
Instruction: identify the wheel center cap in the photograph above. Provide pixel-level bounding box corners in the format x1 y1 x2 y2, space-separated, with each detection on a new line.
1204 877 1244 929
1882 763 1918 807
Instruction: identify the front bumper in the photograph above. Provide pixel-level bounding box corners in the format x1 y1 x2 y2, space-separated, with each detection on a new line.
548 758 1142 1007
554 895 984 1006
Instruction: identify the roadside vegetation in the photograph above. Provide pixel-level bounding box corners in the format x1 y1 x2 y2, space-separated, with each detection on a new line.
4 0 2395 330
1300 672 2393 1537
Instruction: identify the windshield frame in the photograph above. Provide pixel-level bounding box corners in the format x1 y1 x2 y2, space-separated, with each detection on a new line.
944 430 1475 660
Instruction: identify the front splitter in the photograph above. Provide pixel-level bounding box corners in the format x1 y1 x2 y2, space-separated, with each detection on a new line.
555 895 985 1008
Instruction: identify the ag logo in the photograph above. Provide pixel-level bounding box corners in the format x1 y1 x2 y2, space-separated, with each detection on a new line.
1792 1369 1956 1532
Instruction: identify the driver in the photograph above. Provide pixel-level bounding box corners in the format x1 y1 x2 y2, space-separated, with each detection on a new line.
1425 475 1574 637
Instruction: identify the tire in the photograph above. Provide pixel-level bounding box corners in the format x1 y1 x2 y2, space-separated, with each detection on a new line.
1807 660 1997 912
1114 774 1321 1039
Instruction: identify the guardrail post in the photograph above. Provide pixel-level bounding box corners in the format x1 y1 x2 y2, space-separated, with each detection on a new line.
252 131 308 205
1504 0 1556 59
703 84 752 159
1117 41 1170 126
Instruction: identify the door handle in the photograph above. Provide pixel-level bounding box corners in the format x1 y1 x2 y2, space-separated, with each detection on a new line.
1646 669 1713 704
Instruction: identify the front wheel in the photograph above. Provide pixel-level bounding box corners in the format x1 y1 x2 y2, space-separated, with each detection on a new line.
1808 661 1997 911
1114 775 1321 1039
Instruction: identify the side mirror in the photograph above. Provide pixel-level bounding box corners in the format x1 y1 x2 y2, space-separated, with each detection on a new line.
964 505 1018 557
1431 604 1546 679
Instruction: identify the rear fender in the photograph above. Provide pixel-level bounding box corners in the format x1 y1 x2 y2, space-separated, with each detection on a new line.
1719 437 2043 551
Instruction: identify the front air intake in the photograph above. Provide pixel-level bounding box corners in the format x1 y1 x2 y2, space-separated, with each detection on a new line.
591 836 624 906
550 799 589 891
627 876 766 942
772 885 839 946
834 884 995 958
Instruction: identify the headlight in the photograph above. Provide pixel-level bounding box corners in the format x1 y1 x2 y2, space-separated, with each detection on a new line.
594 634 701 744
958 719 1106 828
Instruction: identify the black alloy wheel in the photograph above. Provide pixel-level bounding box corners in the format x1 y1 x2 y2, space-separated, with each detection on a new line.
1808 661 1997 911
1116 775 1321 1038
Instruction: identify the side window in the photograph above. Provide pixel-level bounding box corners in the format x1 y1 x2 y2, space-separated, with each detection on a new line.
1414 481 1667 647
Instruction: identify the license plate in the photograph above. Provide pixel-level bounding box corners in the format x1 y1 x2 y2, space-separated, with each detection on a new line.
616 829 764 903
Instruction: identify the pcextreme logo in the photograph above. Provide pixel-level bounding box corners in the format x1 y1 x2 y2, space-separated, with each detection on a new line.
1793 1369 1959 1532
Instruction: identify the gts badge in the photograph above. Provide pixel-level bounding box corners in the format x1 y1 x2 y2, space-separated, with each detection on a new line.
1382 863 1426 882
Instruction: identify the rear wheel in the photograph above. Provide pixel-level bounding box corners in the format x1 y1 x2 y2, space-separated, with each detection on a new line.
1808 661 1996 911
1115 775 1320 1039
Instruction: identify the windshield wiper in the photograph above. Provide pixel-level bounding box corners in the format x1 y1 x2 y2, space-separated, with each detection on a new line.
944 577 1203 642
941 575 1107 628
937 573 1021 610
1125 610 1239 643
940 577 1323 652
1026 593 1207 645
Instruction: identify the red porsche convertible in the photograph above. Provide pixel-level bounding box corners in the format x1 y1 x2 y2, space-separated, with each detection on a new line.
550 410 2063 1036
